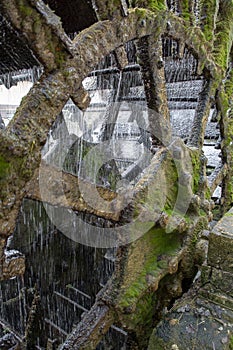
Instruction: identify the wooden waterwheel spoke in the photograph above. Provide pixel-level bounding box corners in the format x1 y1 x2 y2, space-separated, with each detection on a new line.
188 77 214 148
137 34 172 147
0 0 72 72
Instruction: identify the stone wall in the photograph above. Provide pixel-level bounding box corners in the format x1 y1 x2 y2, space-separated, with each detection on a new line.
148 208 233 350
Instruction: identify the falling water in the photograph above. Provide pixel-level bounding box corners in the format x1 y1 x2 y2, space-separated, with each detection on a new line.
163 41 203 141
203 107 222 201
0 67 43 89
0 67 43 126
166 0 200 21
0 199 116 348
162 38 222 202
166 0 180 15
42 42 150 191
193 0 201 23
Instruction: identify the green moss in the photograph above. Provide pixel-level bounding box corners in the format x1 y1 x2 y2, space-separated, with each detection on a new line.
164 208 173 216
118 227 181 308
33 17 42 34
54 49 66 67
132 0 166 11
148 331 168 350
17 0 67 69
213 0 233 70
212 205 221 221
147 0 166 11
227 180 233 204
180 0 192 23
219 68 233 211
188 148 201 194
121 293 157 347
19 5 33 17
230 334 233 350
199 0 219 43
205 186 211 200
225 69 233 98
94 0 123 19
224 211 233 217
18 0 34 17
163 156 179 210
47 34 66 67
116 227 182 348
0 155 10 180
184 214 192 224
191 216 208 243
199 208 206 217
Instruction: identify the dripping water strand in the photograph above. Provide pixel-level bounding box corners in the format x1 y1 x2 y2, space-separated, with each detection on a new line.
193 0 200 23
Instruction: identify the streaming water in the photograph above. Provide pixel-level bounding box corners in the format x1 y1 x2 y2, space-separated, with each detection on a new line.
0 68 43 126
42 44 150 190
0 199 115 348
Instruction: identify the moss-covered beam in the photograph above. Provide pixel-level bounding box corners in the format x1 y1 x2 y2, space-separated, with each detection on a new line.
61 302 115 350
179 0 194 23
137 34 171 146
26 163 120 221
199 0 219 43
218 67 233 211
213 0 233 71
208 162 228 195
32 0 74 53
114 46 129 69
6 71 69 145
188 79 213 148
92 0 127 20
0 131 31 236
131 0 167 11
0 0 72 71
